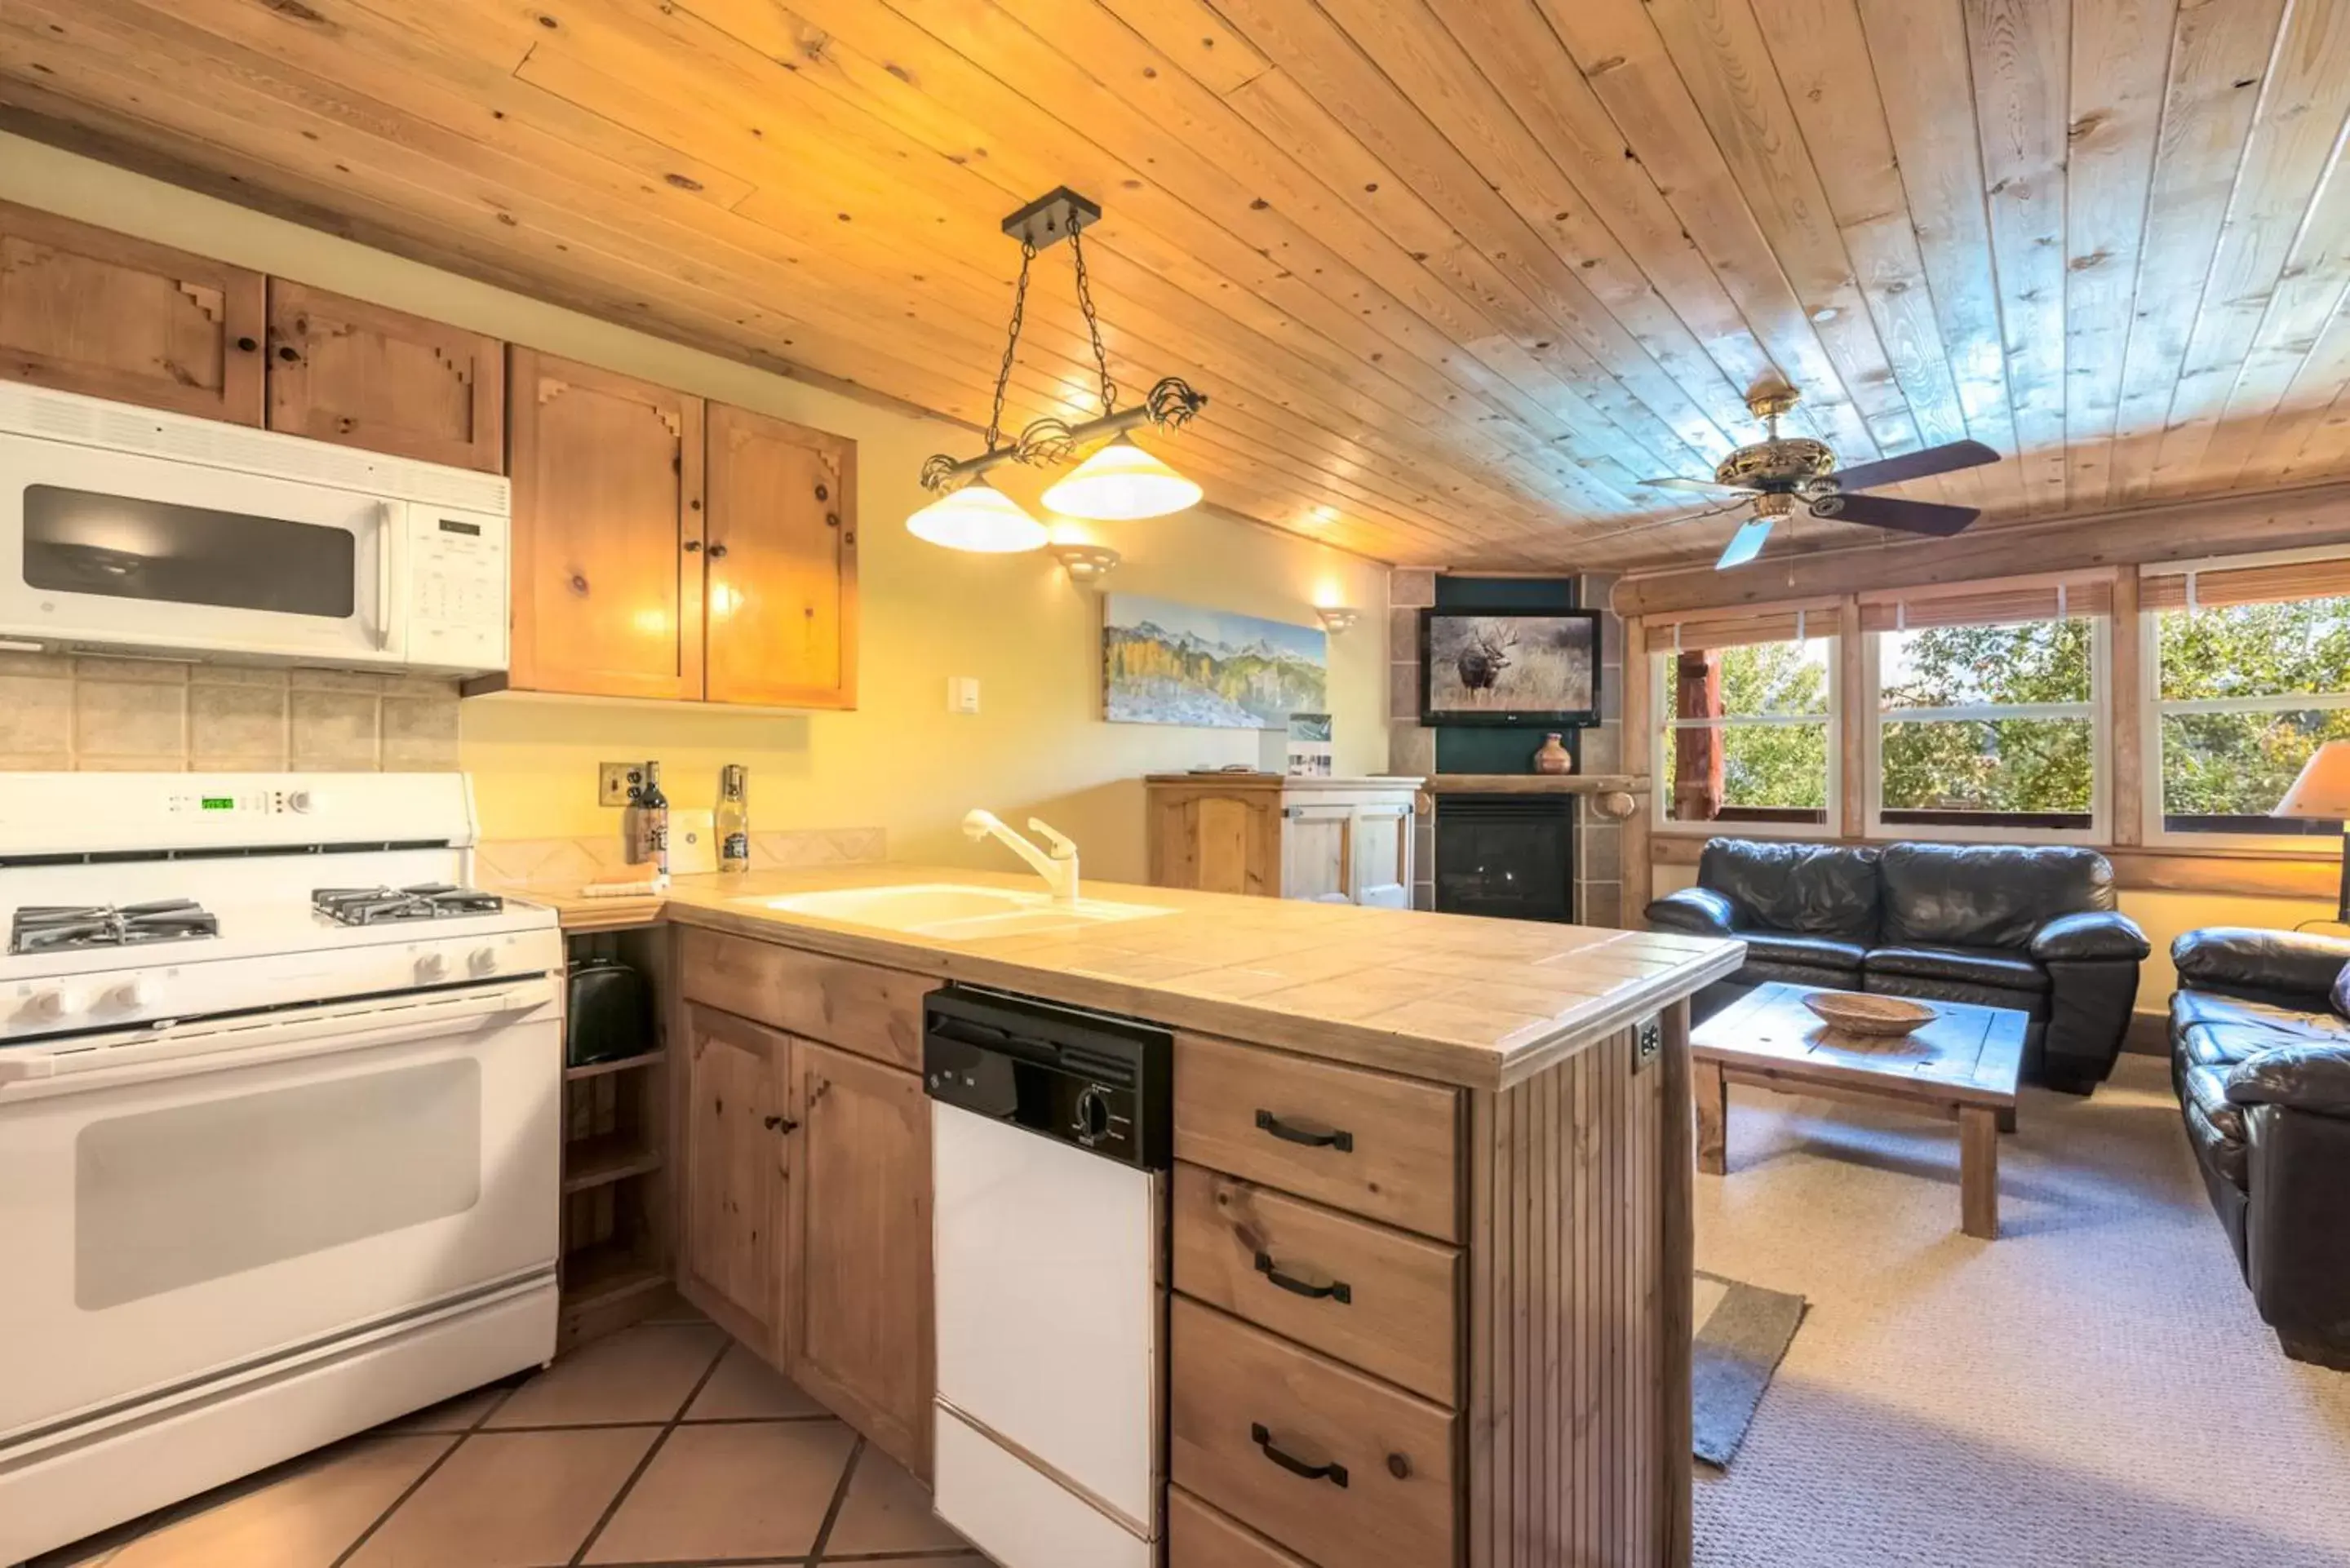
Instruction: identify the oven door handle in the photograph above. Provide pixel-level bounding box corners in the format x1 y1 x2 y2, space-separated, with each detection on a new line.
0 977 556 1096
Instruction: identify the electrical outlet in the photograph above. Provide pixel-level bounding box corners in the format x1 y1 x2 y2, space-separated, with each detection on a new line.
599 762 645 807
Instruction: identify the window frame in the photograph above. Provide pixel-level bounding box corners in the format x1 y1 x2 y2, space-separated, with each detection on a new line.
1650 634 1842 840
2139 547 2350 855
1860 615 2110 846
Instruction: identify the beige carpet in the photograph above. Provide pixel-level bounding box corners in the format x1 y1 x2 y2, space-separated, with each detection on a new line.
1693 1053 2350 1567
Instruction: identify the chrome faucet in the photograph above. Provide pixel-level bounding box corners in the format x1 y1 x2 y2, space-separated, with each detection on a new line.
962 809 1080 903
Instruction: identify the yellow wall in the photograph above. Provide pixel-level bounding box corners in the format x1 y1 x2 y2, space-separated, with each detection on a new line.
1651 862 2334 1016
0 134 1391 881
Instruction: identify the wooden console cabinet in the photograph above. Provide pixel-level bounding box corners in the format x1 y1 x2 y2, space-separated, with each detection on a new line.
1146 774 1421 907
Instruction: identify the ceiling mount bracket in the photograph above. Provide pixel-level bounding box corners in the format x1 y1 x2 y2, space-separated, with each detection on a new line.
1001 187 1102 250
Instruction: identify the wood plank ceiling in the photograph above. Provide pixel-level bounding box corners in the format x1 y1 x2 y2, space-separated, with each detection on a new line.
3 0 2349 571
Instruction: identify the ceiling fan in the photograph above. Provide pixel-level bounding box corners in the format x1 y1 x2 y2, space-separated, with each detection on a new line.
1643 386 2002 569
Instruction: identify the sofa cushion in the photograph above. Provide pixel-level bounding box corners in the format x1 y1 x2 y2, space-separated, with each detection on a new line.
2182 1064 2247 1144
1862 972 2050 1019
1878 843 2116 950
1698 838 1882 941
2169 990 2350 1074
2179 1023 2322 1072
1736 930 1868 972
1864 943 2051 994
2183 1091 2251 1190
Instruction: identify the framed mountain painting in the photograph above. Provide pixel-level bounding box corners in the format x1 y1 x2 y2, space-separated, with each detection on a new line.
1103 594 1328 729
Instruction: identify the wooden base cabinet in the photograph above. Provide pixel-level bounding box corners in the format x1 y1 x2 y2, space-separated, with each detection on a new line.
676 934 933 1479
1147 775 1421 907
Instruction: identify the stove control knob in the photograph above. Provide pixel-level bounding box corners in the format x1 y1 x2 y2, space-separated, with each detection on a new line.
284 789 315 813
1074 1086 1112 1142
110 977 153 1011
415 950 450 981
468 946 499 977
29 986 83 1021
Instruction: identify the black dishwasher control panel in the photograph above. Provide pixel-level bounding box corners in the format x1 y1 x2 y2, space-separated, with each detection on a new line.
923 984 1173 1171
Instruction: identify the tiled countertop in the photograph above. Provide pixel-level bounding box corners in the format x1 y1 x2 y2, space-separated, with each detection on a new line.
490 864 1743 1091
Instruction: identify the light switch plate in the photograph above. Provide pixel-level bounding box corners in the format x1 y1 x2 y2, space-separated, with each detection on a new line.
599 762 645 807
947 676 981 715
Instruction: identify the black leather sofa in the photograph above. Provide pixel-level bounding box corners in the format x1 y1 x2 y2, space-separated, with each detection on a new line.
1645 838 2148 1092
2170 928 2350 1370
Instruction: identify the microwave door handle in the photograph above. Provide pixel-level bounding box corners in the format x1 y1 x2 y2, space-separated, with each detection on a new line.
375 502 397 651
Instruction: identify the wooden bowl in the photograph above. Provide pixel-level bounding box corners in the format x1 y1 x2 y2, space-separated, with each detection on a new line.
1803 991 1935 1038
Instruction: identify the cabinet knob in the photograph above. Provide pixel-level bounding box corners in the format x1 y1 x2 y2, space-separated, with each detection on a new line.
682 538 702 552
234 335 259 353
763 1114 799 1134
277 344 301 364
707 543 729 560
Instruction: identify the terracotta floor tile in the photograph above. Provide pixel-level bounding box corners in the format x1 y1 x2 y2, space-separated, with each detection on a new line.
583 1420 856 1564
344 1427 658 1568
373 1383 511 1435
821 1446 969 1557
100 1435 454 1568
684 1344 828 1421
483 1322 725 1428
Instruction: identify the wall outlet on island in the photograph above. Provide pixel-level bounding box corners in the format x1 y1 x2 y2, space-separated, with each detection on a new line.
598 762 645 807
947 676 981 715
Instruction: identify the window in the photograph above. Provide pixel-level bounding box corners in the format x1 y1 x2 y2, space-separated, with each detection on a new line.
2145 556 2350 844
1862 583 2108 840
1652 617 1836 833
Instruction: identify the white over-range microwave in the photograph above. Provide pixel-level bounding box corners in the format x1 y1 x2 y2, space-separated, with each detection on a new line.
0 383 509 675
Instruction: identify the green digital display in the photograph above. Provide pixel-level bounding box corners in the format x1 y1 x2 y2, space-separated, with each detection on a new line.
202 797 235 811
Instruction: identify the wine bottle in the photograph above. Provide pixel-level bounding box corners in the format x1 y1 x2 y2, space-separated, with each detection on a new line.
717 764 750 875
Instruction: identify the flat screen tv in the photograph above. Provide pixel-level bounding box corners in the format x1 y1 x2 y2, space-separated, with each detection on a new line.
1418 607 1603 727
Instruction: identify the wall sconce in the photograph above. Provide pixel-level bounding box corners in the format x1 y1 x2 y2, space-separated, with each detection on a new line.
1315 606 1360 634
1049 542 1123 583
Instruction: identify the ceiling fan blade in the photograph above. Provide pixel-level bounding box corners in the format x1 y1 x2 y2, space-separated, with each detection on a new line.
1715 514 1776 569
1826 439 2002 493
1643 475 1750 495
1811 491 1980 538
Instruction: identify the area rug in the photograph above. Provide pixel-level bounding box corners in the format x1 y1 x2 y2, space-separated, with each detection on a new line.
1693 1270 1807 1468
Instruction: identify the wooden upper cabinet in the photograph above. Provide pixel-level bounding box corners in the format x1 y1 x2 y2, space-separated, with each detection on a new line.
789 1040 932 1480
0 200 264 424
508 348 705 700
704 404 858 710
265 281 503 472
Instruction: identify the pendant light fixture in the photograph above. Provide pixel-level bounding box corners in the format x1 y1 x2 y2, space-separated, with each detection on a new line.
910 188 1208 551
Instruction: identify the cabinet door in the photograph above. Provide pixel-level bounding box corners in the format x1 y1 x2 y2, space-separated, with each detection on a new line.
1280 803 1355 903
266 281 503 472
508 348 705 698
0 200 264 423
790 1040 933 1478
705 404 857 709
1150 787 1280 897
680 1005 791 1359
1350 802 1413 910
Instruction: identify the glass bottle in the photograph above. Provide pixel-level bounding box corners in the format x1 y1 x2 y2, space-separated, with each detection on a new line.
717 764 750 875
631 760 670 875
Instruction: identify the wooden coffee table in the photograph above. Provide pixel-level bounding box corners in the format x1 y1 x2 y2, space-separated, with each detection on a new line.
1689 981 2027 1239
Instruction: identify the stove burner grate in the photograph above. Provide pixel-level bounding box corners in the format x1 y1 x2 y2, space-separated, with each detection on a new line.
11 898 221 955
313 884 505 927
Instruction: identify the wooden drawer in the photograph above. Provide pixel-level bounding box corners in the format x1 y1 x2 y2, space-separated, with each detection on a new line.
1173 1164 1460 1406
678 926 925 1070
1175 1034 1461 1242
1170 1298 1456 1568
1168 1485 1311 1568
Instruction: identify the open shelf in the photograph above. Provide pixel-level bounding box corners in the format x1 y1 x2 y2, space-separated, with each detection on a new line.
561 1133 663 1195
564 1049 667 1083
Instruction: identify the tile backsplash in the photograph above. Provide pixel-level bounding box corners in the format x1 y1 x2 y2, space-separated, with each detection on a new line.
476 828 888 889
0 651 460 773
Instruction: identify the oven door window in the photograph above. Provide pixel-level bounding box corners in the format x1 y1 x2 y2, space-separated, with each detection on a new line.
75 1058 481 1309
25 484 357 619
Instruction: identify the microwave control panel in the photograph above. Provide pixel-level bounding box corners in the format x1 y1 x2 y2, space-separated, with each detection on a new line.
406 507 508 666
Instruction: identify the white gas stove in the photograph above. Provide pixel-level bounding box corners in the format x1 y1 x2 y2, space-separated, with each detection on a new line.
0 773 565 1564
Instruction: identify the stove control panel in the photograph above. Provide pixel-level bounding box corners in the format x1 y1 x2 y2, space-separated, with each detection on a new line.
163 787 326 817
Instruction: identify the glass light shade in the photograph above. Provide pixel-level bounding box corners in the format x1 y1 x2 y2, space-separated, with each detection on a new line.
906 478 1049 553
1040 435 1203 520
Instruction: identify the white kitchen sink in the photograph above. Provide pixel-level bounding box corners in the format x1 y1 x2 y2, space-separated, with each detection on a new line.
736 882 1177 941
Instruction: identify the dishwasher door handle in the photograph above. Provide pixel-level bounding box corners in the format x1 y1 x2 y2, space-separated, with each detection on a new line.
1250 1424 1349 1488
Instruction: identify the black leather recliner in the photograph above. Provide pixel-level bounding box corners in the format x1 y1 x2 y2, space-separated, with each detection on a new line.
1645 838 2148 1092
2169 928 2350 1370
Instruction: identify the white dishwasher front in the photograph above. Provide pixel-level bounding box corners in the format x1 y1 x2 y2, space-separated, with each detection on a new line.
925 985 1170 1567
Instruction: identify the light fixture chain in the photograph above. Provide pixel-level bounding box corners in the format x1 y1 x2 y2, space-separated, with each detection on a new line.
987 241 1036 453
1070 226 1119 418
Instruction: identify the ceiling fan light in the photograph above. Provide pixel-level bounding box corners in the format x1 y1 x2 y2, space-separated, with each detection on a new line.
1040 435 1203 521
906 477 1049 554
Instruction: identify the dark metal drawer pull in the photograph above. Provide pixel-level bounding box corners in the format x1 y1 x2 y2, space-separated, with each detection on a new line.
1254 1251 1352 1304
1250 1424 1349 1488
1255 1109 1354 1152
